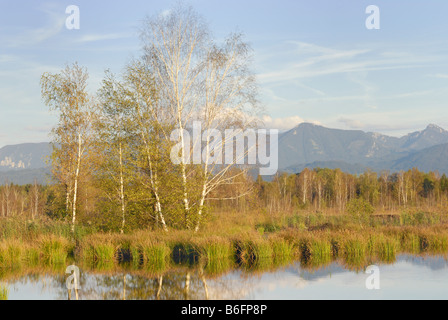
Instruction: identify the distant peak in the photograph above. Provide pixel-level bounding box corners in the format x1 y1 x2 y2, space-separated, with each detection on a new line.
426 123 443 130
297 122 322 128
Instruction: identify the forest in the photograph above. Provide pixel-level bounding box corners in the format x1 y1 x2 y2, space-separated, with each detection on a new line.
1 167 447 232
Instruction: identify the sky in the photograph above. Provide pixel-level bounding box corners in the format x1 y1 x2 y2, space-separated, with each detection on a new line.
1 0 448 148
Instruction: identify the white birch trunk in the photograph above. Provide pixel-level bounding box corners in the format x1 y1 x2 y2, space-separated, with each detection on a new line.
71 133 82 234
119 143 126 234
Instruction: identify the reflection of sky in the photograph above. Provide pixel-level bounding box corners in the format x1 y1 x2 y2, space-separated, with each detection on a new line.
220 255 448 300
2 255 448 300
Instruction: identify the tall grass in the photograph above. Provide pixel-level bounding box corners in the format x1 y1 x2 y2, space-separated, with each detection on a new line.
141 242 170 269
40 236 70 265
78 234 118 267
196 237 233 275
0 209 447 274
271 238 295 266
0 241 24 268
298 236 333 268
0 285 9 300
343 238 367 267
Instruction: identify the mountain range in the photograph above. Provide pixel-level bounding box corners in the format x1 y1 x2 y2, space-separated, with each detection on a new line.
279 123 448 175
0 143 51 184
1 123 448 184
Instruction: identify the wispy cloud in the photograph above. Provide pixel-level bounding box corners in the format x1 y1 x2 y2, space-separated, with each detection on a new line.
76 32 133 43
260 115 320 130
4 5 65 48
429 73 448 79
338 117 365 130
333 110 438 136
25 125 52 133
257 41 438 85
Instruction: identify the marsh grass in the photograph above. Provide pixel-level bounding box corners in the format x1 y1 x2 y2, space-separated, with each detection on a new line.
24 247 40 267
376 236 398 263
78 235 118 267
195 237 234 275
235 237 274 269
171 243 199 266
270 238 295 266
94 244 117 262
40 236 69 266
0 210 447 274
0 241 24 268
298 236 333 268
343 238 367 267
140 242 170 273
0 284 8 300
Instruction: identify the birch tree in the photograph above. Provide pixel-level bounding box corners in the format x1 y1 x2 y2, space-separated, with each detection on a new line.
97 71 135 234
140 3 259 231
41 63 97 234
123 61 171 232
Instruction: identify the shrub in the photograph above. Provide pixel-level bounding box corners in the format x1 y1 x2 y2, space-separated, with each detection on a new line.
346 198 374 226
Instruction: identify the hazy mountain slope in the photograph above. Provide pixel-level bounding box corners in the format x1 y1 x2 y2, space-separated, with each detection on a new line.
0 167 52 185
0 143 51 171
392 143 448 173
278 123 448 173
398 124 448 151
278 123 399 170
2 123 448 184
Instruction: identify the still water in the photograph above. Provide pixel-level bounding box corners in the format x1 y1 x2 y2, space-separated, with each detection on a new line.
1 254 447 300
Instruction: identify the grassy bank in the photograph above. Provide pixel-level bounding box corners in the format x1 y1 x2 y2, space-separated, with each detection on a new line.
0 209 447 273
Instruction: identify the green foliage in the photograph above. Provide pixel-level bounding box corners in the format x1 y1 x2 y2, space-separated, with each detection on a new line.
299 238 332 267
40 236 69 265
0 285 9 300
376 237 397 263
346 198 374 226
400 211 440 226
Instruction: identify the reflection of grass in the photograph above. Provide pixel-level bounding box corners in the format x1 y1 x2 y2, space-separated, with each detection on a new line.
235 238 274 270
377 237 398 263
25 247 40 267
0 216 447 275
299 237 333 268
78 235 118 266
40 236 69 266
196 238 234 275
0 285 8 300
204 258 233 276
271 238 295 267
133 241 171 274
343 238 367 267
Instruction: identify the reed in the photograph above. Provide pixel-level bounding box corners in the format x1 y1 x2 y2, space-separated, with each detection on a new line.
271 237 295 266
343 238 367 267
24 247 40 267
299 237 333 267
39 236 69 265
77 234 118 266
0 241 24 268
93 244 117 263
0 285 9 300
376 236 398 263
251 239 274 261
424 233 448 253
195 237 234 275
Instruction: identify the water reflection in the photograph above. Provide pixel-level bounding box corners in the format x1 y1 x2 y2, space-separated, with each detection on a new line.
1 254 447 300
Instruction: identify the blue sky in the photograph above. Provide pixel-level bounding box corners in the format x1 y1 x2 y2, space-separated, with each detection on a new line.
1 0 448 147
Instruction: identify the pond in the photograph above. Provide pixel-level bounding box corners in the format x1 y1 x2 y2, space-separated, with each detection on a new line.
1 254 447 300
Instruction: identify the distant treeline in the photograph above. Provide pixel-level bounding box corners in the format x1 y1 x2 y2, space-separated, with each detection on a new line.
1 167 447 232
247 168 448 214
